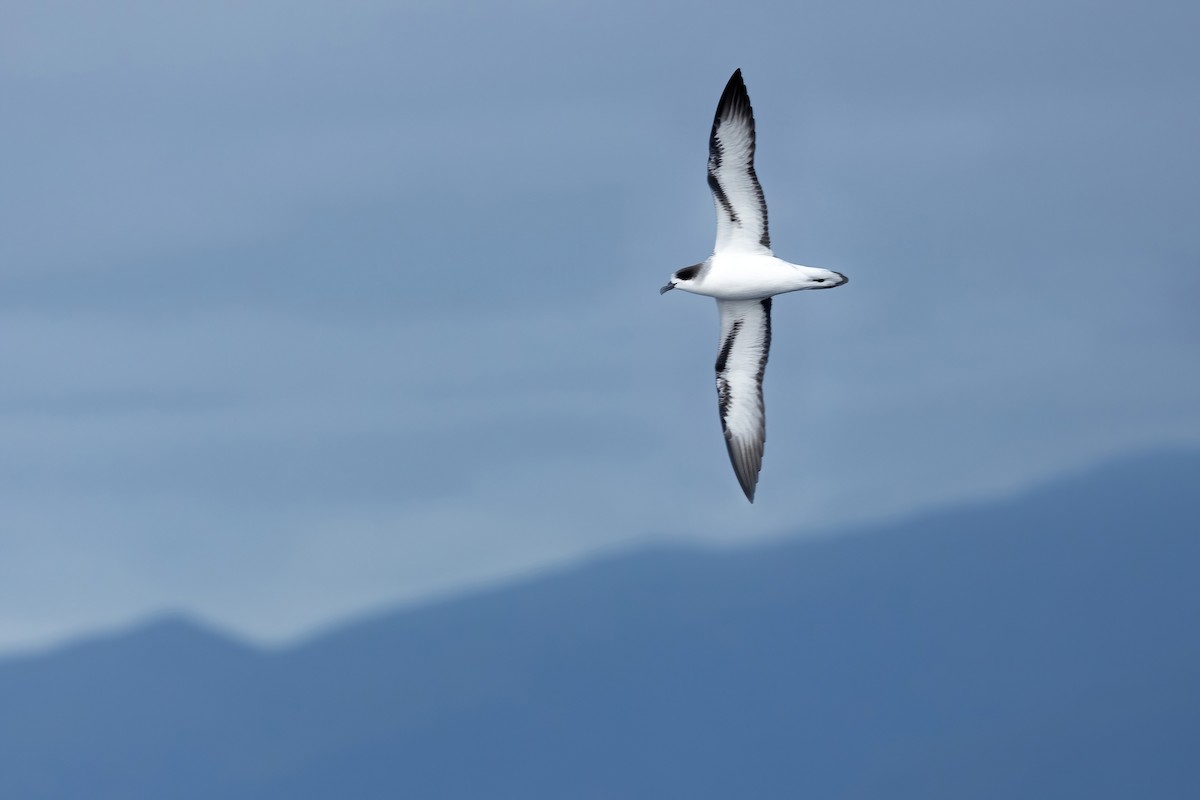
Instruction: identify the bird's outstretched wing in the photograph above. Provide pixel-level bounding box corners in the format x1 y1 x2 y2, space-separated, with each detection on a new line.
708 69 772 256
715 298 771 501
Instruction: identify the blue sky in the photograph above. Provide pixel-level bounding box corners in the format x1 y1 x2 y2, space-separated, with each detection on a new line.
1 0 1197 653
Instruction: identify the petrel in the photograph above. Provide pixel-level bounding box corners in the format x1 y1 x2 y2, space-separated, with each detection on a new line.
660 69 848 502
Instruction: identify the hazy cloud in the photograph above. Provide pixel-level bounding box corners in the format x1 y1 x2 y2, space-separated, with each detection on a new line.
1 0 1197 652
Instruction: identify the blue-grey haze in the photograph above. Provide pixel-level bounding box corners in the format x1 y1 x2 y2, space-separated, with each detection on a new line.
1 451 1197 798
1 0 1198 651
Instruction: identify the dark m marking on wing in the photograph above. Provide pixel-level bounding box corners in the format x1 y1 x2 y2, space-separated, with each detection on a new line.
753 183 770 250
715 319 742 422
756 298 772 388
707 148 738 226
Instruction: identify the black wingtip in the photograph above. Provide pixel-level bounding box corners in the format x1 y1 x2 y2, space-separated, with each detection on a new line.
718 69 749 109
724 437 762 503
712 69 755 146
738 475 757 503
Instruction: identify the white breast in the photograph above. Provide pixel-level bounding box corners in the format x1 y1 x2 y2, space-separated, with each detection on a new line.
693 254 807 300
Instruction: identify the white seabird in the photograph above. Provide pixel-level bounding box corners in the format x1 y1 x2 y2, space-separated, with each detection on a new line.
660 69 848 503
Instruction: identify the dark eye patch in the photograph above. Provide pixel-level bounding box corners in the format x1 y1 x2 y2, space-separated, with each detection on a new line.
675 264 702 281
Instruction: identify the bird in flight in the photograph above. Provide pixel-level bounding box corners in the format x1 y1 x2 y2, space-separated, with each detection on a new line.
660 69 847 502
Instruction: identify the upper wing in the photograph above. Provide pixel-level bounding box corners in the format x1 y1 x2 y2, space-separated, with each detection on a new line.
708 69 772 256
715 298 772 502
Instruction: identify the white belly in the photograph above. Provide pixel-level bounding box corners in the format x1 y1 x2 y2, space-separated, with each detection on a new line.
687 254 808 300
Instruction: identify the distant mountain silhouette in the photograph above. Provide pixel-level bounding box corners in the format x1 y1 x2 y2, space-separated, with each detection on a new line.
1 450 1197 799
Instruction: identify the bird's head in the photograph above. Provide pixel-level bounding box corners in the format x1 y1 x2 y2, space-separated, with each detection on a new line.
660 263 704 295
